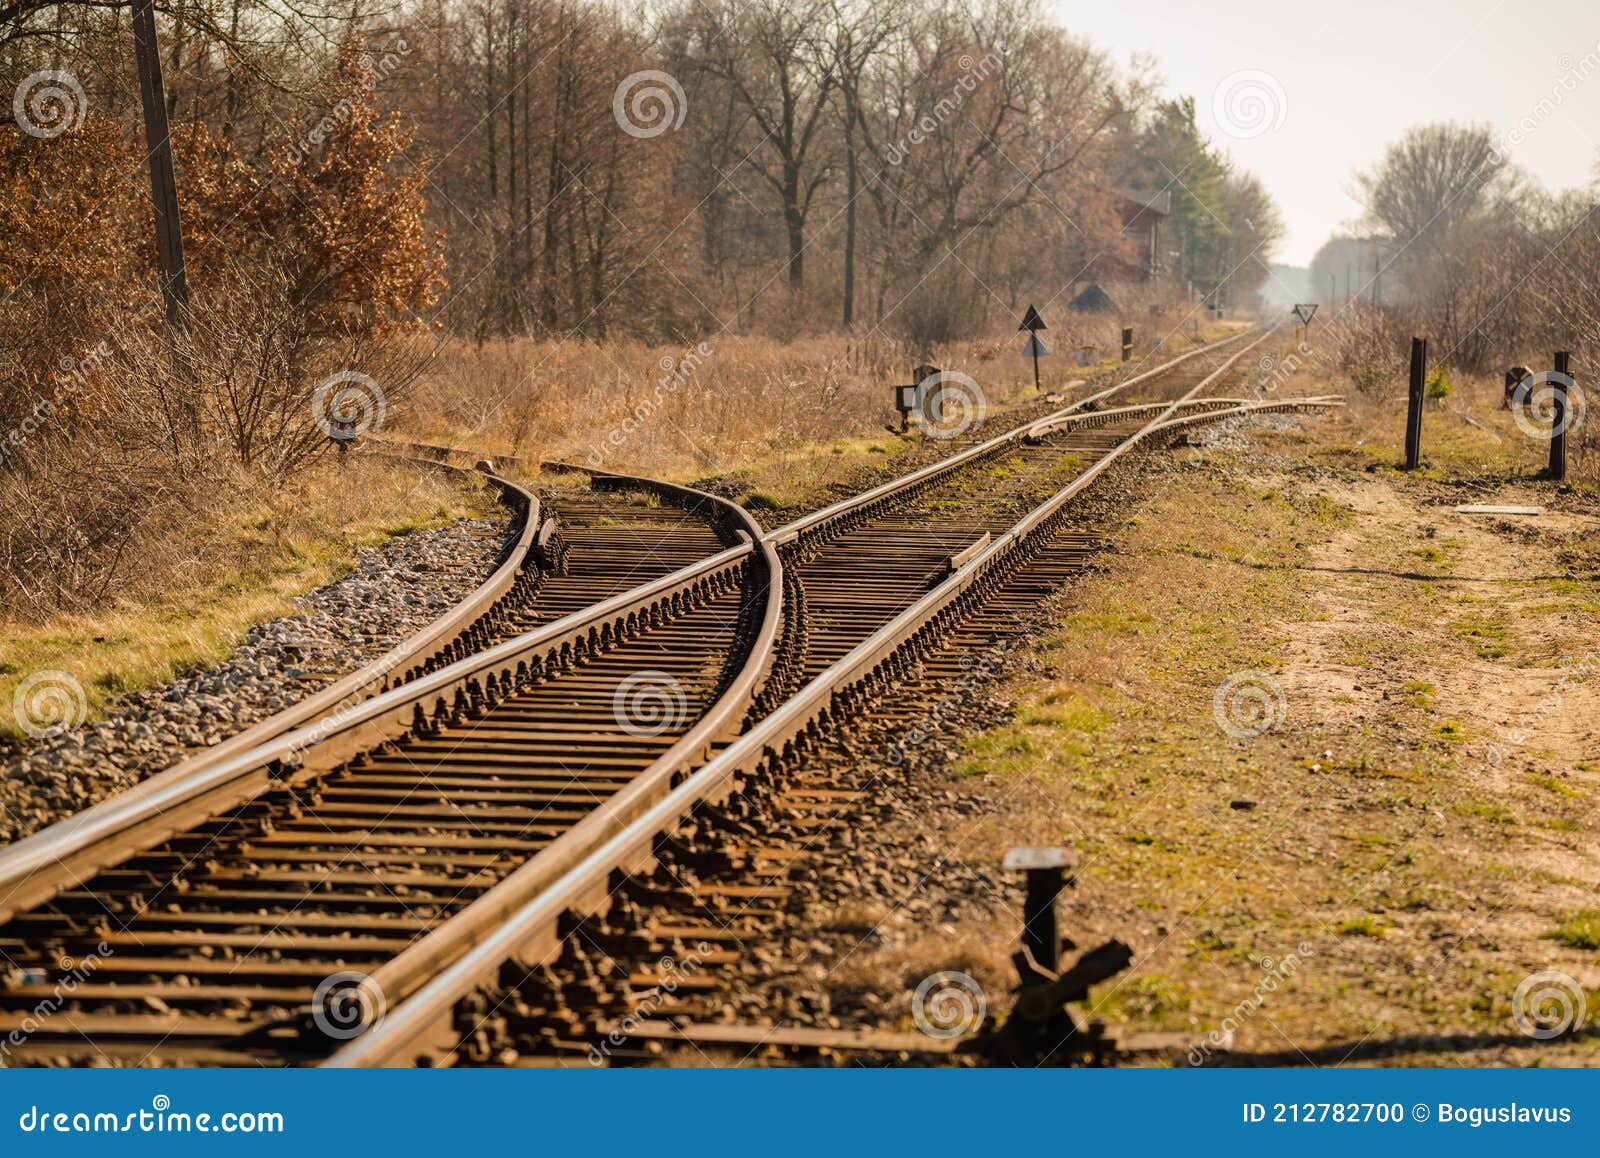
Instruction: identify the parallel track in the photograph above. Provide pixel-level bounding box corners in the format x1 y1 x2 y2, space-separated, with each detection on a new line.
0 328 1340 1066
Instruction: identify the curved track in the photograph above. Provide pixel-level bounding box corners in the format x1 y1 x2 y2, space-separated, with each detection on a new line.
0 329 1340 1066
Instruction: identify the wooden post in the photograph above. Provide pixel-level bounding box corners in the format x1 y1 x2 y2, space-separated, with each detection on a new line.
1405 337 1426 470
131 0 190 330
1550 351 1572 481
1121 326 1134 362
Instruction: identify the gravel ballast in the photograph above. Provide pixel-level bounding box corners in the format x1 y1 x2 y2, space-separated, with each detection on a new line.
0 515 512 844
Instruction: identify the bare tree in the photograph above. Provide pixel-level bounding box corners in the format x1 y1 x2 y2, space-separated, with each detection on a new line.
683 0 839 293
829 0 900 327
1355 122 1513 262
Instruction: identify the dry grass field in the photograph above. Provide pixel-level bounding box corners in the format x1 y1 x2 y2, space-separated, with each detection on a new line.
0 460 488 747
0 310 1183 746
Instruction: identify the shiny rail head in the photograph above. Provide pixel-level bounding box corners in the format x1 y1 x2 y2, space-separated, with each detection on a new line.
0 464 765 926
331 334 1325 1068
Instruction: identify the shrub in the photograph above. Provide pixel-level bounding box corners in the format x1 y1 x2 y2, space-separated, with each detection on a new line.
1425 363 1453 401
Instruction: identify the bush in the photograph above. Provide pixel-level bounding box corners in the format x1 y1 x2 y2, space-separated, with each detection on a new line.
1332 303 1409 396
0 265 430 619
1425 363 1453 401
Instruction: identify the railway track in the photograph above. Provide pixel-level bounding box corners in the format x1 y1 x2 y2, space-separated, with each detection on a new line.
0 328 1339 1066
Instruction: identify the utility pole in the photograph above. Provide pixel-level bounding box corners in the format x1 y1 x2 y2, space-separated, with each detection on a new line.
131 0 190 331
1224 235 1233 317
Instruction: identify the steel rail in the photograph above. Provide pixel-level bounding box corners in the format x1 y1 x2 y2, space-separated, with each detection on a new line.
770 328 1257 548
0 468 749 924
303 511 783 1056
329 330 1328 1067
370 439 535 474
0 460 538 920
1141 396 1346 436
0 330 1285 1060
1031 394 1346 441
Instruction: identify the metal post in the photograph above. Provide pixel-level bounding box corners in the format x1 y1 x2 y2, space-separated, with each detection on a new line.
1550 351 1572 481
1022 867 1062 973
1121 327 1133 362
1405 337 1426 470
131 0 190 330
1004 848 1072 975
914 363 940 431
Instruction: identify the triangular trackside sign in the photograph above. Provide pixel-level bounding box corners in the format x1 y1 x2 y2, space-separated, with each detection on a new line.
1019 305 1046 332
1022 335 1050 358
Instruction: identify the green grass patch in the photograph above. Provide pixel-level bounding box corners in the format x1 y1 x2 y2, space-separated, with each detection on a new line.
1016 689 1110 732
0 500 477 746
1549 910 1600 950
1526 774 1581 797
1452 801 1517 825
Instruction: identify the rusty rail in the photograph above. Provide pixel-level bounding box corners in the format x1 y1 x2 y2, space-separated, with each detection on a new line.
329 330 1338 1066
0 460 541 921
0 464 748 924
0 327 1314 1063
772 328 1258 551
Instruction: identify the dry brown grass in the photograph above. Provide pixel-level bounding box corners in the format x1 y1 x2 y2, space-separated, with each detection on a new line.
0 458 487 743
405 307 1198 481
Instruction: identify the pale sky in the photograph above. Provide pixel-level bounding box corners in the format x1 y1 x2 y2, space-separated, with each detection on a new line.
1051 0 1600 266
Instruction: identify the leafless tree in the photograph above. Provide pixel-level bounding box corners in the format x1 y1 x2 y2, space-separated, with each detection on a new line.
681 0 839 294
1355 122 1514 265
